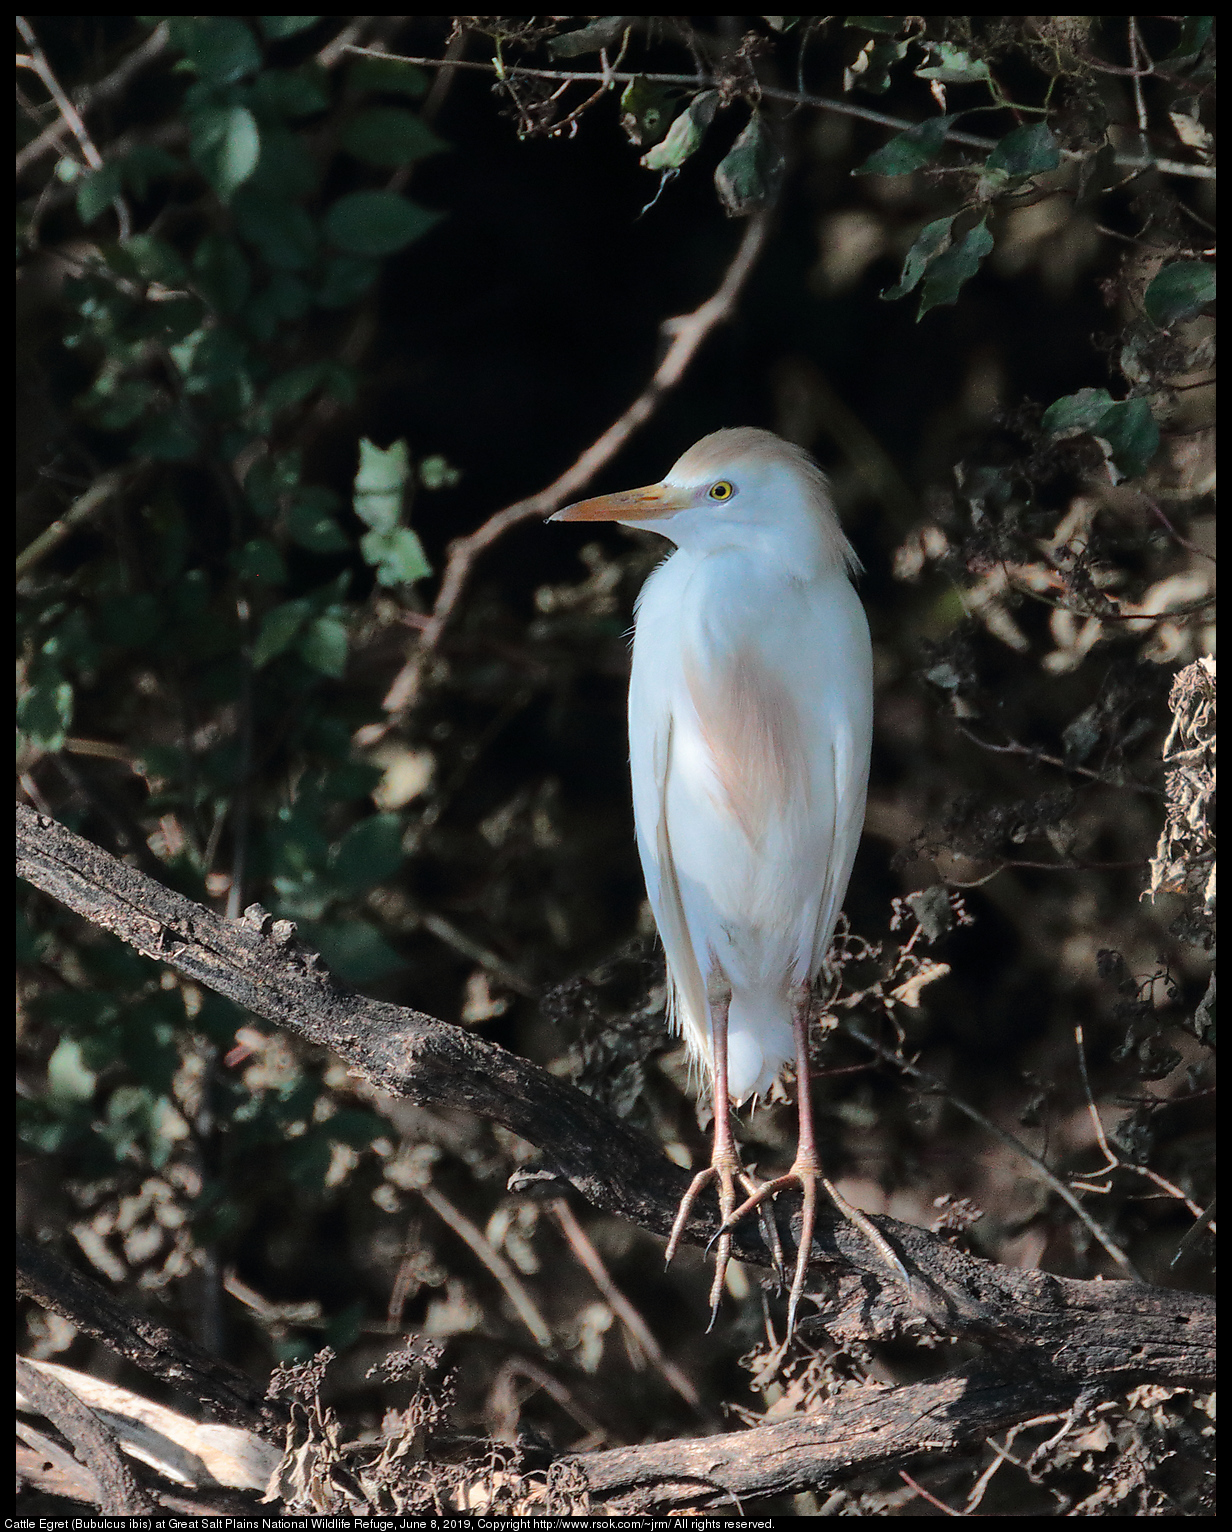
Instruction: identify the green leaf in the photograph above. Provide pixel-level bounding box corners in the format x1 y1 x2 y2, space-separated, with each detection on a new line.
258 16 320 40
189 103 261 201
1042 388 1116 437
266 362 328 414
133 410 198 461
253 599 311 668
641 91 719 172
353 437 410 532
252 66 330 119
287 488 349 553
117 144 183 198
883 214 956 299
231 537 287 586
325 191 441 256
314 254 380 308
419 454 460 491
47 1037 97 1103
1144 261 1216 328
548 15 627 58
97 592 161 648
844 36 909 94
984 122 1060 179
310 919 405 982
845 16 908 35
17 673 73 752
915 41 992 84
714 111 785 217
297 615 348 677
76 163 122 225
332 813 405 892
232 187 317 269
854 114 957 176
619 77 676 147
1163 15 1213 61
360 526 432 587
246 127 319 199
245 452 301 519
115 233 189 287
1094 398 1160 479
916 218 993 317
193 234 250 313
346 55 429 99
168 17 261 85
340 106 446 167
1043 390 1160 479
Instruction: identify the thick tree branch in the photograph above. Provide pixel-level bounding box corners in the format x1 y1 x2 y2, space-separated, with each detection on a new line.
16 802 1215 1493
16 1236 286 1437
570 1366 1083 1514
15 1356 154 1514
16 805 1214 1380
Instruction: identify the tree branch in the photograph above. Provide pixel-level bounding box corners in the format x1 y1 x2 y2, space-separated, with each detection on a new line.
16 805 1215 1396
15 1356 154 1514
366 207 773 734
16 1235 286 1437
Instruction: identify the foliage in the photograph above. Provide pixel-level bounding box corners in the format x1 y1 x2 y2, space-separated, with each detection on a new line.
17 15 1214 1516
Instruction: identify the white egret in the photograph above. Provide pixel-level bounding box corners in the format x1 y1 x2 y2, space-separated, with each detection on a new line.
552 427 876 1331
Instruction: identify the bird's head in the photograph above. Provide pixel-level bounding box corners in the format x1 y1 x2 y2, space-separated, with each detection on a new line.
549 427 857 573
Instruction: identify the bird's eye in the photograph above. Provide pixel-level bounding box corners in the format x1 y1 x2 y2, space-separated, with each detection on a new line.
708 480 734 501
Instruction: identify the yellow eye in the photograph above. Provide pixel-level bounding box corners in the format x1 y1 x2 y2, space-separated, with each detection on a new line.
708 480 734 501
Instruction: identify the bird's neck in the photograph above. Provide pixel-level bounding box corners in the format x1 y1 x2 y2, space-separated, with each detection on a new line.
667 516 840 584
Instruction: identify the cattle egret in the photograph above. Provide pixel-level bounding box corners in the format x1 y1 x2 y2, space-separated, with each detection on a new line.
551 427 876 1332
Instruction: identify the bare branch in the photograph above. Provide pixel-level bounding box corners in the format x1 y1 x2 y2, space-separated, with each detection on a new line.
16 21 169 175
16 467 139 580
341 43 1219 180
16 1355 155 1514
367 208 774 732
16 805 1216 1401
16 1234 286 1435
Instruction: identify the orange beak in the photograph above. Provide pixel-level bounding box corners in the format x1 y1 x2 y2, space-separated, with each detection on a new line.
549 483 693 523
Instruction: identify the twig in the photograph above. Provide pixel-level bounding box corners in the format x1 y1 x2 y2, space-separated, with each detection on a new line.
1142 495 1216 564
16 1233 286 1434
340 44 1218 180
16 1355 155 1514
17 17 105 171
16 467 135 580
16 20 169 175
1075 1024 1206 1222
416 906 535 996
315 16 377 70
551 1197 700 1410
418 1182 554 1350
369 208 773 731
16 15 130 238
900 1469 961 1515
422 26 469 126
16 805 1216 1393
845 1020 1144 1280
953 724 1160 797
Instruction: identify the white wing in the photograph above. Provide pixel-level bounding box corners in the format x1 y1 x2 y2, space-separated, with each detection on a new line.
629 549 872 1097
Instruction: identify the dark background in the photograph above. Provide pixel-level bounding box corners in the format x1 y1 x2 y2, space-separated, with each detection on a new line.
17 16 1215 1515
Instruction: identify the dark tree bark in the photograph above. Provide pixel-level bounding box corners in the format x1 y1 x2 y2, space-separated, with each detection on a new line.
16 804 1216 1509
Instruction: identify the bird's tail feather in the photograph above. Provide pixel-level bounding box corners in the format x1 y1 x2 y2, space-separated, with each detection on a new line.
726 987 794 1104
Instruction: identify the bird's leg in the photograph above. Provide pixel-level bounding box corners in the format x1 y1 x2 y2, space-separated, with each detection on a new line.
664 994 767 1325
721 984 911 1340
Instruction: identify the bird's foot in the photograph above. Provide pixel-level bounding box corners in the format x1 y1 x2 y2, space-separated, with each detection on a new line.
720 1158 822 1340
723 1166 913 1340
665 1153 780 1329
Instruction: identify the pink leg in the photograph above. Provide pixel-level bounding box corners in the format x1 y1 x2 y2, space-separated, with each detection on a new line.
722 983 909 1340
664 995 776 1326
